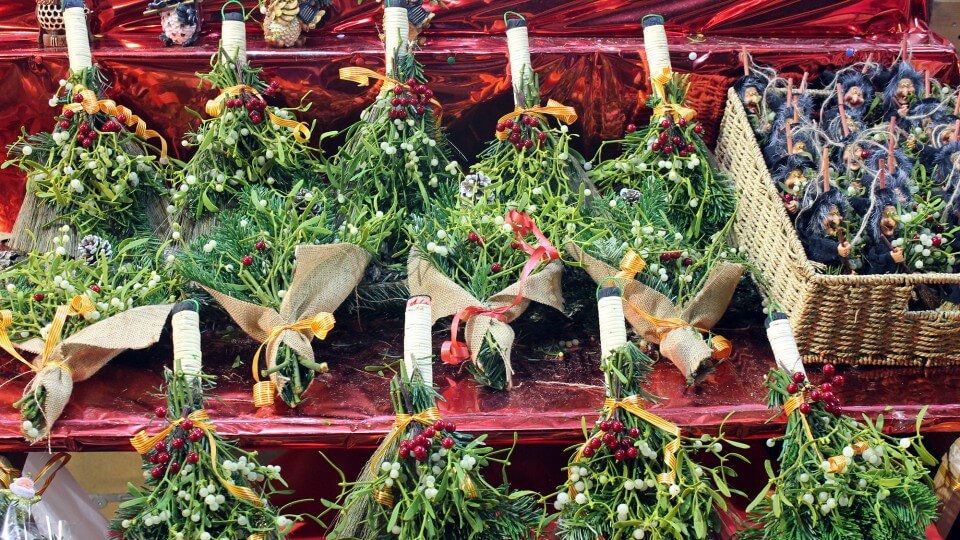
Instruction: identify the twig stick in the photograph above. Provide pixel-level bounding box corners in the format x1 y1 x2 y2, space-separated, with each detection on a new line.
836 83 850 137
887 117 897 173
741 46 750 77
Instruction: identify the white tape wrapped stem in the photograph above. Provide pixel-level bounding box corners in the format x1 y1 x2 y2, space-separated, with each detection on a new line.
506 24 532 107
403 297 433 386
173 309 202 380
383 6 410 76
642 15 671 98
598 289 628 360
64 7 92 72
221 19 247 65
765 316 806 379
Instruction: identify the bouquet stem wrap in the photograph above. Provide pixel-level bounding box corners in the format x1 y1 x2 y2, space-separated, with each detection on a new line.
568 244 742 380
9 302 174 443
202 243 370 406
407 247 563 389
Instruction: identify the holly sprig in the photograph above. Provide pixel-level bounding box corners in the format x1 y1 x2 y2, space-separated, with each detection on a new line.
110 367 303 539
546 341 747 540
741 367 939 540
3 67 169 237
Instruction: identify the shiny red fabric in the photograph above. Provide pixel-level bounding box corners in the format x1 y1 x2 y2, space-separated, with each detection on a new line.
1 1 957 231
1 316 958 452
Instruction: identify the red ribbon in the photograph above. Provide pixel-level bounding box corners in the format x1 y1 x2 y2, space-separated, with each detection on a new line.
440 210 560 365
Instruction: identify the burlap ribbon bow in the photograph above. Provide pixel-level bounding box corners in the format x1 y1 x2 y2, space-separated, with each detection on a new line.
407 247 564 389
202 243 370 403
11 303 175 443
567 244 742 381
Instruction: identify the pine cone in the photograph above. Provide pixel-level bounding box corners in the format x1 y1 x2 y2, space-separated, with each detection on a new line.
619 188 642 203
76 235 113 265
294 188 322 216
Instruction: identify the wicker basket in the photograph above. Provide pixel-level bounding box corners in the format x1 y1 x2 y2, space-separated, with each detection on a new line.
715 86 960 367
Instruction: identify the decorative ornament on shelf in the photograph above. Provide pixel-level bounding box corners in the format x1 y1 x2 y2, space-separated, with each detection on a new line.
261 0 329 47
144 0 201 47
0 453 71 540
548 285 744 540
35 0 70 48
111 300 303 539
323 295 540 540
740 312 939 540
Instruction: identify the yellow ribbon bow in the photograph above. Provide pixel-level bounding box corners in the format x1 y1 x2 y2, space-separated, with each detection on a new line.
62 89 168 159
615 250 647 281
338 66 444 127
369 407 442 476
205 84 311 143
130 409 263 506
603 396 681 485
649 67 697 122
495 100 578 140
0 295 94 378
250 312 335 407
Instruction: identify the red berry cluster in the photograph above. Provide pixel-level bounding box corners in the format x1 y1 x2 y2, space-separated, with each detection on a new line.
145 407 204 479
255 240 268 253
581 420 641 461
398 420 457 463
225 93 268 125
75 122 97 148
263 80 282 97
389 78 434 121
241 254 254 267
788 364 846 416
496 114 547 151
650 117 703 158
659 251 695 267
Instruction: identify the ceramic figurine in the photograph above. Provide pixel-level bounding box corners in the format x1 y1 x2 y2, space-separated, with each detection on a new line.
36 0 66 48
144 0 200 46
261 0 328 47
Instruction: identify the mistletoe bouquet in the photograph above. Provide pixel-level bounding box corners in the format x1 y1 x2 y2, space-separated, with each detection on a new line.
111 301 303 539
323 296 540 540
467 12 594 203
172 2 319 242
588 16 736 242
1 232 183 442
180 185 396 407
327 0 459 220
546 286 746 540
742 314 939 540
3 0 170 252
406 194 579 390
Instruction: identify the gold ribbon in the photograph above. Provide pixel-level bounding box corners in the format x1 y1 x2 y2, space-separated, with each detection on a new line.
374 486 394 508
624 299 732 361
338 66 444 127
130 409 263 506
368 407 442 475
62 89 168 158
250 312 335 407
614 250 647 281
204 84 311 143
33 452 71 496
571 396 681 485
783 389 824 462
649 67 697 122
0 296 94 378
0 462 19 489
495 100 578 140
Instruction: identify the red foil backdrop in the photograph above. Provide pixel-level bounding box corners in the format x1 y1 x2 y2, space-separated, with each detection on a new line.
0 0 958 231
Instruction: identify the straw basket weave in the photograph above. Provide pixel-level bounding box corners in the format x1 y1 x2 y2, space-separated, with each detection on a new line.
715 86 960 367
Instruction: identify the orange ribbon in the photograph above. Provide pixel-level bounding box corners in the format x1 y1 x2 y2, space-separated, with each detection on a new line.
441 211 559 365
62 89 168 158
0 295 95 378
649 67 697 122
495 100 578 140
368 407 442 475
339 66 443 126
130 409 263 506
205 84 311 143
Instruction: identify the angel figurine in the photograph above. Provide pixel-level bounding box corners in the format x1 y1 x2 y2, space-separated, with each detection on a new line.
144 0 201 46
796 152 852 268
261 0 328 47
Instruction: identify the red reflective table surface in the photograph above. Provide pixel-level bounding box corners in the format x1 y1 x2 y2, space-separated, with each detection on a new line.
1 309 958 452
